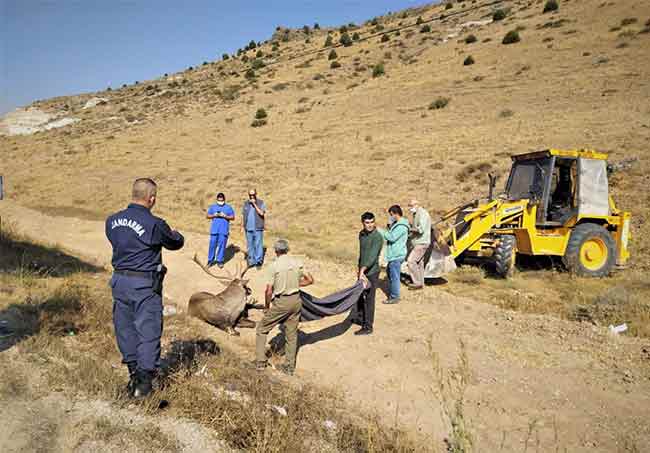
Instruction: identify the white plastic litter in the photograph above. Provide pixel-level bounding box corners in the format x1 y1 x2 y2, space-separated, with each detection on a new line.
608 323 628 334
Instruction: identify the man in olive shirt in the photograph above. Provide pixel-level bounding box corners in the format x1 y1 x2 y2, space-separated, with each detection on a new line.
356 212 383 335
256 239 314 375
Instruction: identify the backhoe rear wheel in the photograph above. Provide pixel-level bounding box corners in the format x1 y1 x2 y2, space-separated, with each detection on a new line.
563 223 616 277
494 235 516 278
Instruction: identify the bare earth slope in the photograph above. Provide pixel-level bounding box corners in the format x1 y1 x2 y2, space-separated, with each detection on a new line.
3 201 649 451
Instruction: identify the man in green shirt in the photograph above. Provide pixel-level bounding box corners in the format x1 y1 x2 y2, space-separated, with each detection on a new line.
356 211 383 335
378 205 410 304
407 199 432 290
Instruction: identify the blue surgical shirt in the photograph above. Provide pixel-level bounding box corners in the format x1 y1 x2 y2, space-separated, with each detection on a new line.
207 203 234 235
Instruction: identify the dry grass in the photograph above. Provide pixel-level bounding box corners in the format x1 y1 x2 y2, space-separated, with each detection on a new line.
0 229 424 452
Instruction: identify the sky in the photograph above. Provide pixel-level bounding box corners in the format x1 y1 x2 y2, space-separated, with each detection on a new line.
0 0 432 115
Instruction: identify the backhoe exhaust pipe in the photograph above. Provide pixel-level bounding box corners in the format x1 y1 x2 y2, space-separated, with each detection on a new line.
488 173 497 201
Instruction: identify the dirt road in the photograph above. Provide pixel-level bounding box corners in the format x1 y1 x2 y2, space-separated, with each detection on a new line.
3 200 649 451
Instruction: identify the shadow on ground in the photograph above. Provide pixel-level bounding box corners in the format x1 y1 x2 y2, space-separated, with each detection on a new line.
0 230 103 276
0 290 84 352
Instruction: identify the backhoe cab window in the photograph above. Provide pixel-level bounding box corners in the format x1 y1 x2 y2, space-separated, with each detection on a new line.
506 158 551 201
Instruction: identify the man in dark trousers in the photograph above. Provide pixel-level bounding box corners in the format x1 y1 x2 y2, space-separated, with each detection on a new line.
106 178 184 398
356 212 383 335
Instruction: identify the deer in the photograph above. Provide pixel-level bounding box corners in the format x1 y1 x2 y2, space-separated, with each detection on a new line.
188 254 260 336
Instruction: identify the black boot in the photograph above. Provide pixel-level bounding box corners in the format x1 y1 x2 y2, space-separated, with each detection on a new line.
126 362 138 398
133 369 155 399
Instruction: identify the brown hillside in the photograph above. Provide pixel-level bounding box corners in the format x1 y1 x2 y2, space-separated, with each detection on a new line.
2 0 650 331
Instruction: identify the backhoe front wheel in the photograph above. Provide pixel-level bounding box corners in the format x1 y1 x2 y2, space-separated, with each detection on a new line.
494 235 516 278
563 223 616 277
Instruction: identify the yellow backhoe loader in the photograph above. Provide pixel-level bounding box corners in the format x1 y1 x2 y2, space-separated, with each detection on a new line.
435 149 631 278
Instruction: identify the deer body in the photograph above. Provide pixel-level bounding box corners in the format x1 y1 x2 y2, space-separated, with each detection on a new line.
188 254 257 335
188 281 248 330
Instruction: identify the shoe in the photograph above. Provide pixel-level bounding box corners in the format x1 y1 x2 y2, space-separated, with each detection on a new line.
383 298 400 305
255 361 267 371
126 362 138 398
354 327 373 336
217 263 224 268
133 370 155 399
408 285 424 291
277 364 295 375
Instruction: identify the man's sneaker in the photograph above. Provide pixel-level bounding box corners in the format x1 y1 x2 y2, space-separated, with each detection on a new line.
354 327 373 336
277 364 294 376
383 298 400 305
408 285 424 291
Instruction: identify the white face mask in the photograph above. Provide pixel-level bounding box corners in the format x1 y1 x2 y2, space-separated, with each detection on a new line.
409 207 417 214
217 201 225 206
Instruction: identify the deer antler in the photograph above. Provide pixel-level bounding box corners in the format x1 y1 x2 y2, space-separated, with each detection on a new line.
192 254 235 282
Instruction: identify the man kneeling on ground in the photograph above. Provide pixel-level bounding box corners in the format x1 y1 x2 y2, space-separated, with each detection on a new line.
255 239 314 375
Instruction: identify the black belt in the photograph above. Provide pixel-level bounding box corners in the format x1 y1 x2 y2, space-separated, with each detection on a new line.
114 269 155 279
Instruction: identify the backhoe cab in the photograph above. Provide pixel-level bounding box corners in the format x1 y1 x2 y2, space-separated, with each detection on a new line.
437 149 631 278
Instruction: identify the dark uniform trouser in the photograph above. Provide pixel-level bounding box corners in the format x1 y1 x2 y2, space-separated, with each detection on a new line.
359 272 379 329
256 293 301 369
110 274 163 372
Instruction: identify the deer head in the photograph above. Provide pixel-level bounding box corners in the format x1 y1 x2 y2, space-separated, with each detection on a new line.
192 253 252 297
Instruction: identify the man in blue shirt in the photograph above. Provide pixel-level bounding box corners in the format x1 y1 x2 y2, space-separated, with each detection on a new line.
206 192 235 268
242 189 266 267
106 178 184 398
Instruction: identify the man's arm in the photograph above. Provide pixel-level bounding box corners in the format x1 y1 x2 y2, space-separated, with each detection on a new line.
299 272 314 287
223 206 235 222
264 284 273 310
381 224 408 243
157 219 185 250
253 200 266 218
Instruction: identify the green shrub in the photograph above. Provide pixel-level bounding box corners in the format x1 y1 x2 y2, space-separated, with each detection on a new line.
372 62 385 77
465 34 477 44
493 9 507 21
502 30 521 44
429 97 450 109
222 53 229 60
256 50 264 58
245 68 255 79
416 16 423 25
255 108 267 119
242 55 249 63
330 61 342 69
445 2 453 10
621 17 638 26
328 49 338 60
324 35 333 47
463 55 475 65
339 25 348 33
303 25 310 34
251 59 265 70
420 24 431 33
381 34 390 42
340 32 353 47
248 40 256 50
371 17 379 26
314 22 320 30
272 42 279 51
251 119 267 128
543 0 559 13
353 32 360 41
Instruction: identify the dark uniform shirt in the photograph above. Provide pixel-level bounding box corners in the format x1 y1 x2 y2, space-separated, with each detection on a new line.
106 203 184 272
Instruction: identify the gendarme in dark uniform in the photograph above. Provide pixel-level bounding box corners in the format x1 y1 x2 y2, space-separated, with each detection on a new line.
105 178 184 398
